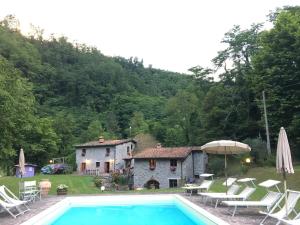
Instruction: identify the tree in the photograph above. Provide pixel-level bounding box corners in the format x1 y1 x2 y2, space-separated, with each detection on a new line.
0 57 36 173
82 120 105 142
129 112 149 137
252 6 300 153
165 90 199 144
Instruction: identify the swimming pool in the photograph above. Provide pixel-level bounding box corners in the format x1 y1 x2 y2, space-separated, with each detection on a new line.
20 195 229 225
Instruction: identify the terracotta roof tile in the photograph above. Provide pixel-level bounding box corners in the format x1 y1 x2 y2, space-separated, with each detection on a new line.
75 139 135 148
133 146 201 159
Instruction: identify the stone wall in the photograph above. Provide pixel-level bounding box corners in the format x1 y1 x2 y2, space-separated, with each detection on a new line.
133 151 207 189
133 159 182 188
75 141 135 173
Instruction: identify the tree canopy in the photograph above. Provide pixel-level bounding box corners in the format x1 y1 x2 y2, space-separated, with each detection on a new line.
0 6 299 172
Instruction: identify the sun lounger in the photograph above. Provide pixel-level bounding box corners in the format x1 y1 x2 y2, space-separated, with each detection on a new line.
198 177 238 196
182 180 214 196
280 213 300 225
0 197 29 219
200 183 241 197
201 186 256 208
223 191 282 216
260 190 300 225
222 177 237 187
0 186 30 211
223 179 282 216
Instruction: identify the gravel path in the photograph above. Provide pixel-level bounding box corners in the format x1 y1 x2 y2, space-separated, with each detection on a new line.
0 194 278 225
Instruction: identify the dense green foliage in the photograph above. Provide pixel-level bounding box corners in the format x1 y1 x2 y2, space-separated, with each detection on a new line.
0 7 299 172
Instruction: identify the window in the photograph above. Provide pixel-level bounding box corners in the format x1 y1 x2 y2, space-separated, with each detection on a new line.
81 149 86 157
131 144 133 150
170 159 177 171
170 159 177 167
105 148 110 156
169 179 178 188
96 162 100 168
149 159 156 170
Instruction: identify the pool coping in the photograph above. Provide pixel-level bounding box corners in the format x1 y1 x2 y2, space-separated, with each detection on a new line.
20 194 230 225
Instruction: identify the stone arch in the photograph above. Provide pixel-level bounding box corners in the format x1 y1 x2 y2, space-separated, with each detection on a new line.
145 179 160 189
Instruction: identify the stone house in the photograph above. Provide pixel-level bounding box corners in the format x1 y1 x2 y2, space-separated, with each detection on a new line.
133 145 207 189
75 137 136 174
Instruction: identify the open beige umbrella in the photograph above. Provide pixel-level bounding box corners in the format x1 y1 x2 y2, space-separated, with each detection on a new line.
276 127 294 216
19 148 25 178
201 140 251 191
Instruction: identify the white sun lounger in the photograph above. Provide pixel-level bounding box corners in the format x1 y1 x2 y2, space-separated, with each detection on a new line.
182 180 214 196
200 184 241 197
260 190 300 225
222 179 282 216
223 191 282 216
280 213 300 225
0 198 28 219
0 186 30 211
222 177 237 187
201 186 256 208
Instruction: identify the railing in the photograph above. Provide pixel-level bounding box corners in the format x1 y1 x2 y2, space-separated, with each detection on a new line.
83 169 101 176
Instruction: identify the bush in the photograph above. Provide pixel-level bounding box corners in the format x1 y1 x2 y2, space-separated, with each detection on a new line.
243 138 268 165
264 154 276 167
207 156 224 176
111 172 128 185
93 176 103 188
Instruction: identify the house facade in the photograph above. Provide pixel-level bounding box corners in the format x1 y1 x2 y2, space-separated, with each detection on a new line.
133 145 207 189
75 137 136 174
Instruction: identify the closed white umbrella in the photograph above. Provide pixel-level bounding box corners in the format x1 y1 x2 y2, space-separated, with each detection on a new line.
19 148 25 178
276 127 294 216
201 140 251 191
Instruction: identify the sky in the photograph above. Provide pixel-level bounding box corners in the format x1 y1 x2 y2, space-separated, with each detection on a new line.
1 0 300 73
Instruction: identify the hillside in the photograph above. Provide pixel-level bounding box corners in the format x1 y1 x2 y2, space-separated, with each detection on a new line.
0 7 300 172
0 16 195 169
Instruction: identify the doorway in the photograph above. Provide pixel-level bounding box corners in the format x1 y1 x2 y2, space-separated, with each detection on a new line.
104 162 110 173
80 162 86 172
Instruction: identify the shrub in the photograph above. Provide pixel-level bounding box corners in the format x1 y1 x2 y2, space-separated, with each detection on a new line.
264 154 276 167
93 176 103 188
243 138 268 165
207 156 224 176
111 172 128 185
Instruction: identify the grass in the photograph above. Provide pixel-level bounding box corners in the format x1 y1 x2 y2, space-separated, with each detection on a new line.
0 174 99 195
0 165 299 199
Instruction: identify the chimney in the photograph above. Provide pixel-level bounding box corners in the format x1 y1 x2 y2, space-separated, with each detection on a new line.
99 136 104 143
156 143 162 148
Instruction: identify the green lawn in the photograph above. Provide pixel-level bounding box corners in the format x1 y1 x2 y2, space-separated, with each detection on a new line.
0 166 299 199
0 174 100 195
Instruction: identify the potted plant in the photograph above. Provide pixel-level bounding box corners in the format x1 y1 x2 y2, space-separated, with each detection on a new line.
57 184 68 195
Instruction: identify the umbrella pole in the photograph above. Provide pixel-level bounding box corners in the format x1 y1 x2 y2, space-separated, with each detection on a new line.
283 170 288 216
225 151 228 194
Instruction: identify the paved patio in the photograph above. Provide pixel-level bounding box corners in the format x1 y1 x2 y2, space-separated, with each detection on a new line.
0 193 277 225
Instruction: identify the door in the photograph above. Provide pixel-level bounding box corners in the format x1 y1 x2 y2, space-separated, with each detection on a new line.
80 162 86 172
104 162 110 173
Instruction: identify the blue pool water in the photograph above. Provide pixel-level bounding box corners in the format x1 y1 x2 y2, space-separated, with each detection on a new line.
50 204 207 225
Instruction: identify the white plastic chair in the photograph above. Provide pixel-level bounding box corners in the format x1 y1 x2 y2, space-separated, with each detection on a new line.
19 181 41 202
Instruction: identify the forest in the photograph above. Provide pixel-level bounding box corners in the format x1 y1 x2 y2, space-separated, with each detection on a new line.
0 6 299 173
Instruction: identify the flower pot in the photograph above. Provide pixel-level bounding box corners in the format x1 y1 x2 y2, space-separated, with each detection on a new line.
39 179 52 197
